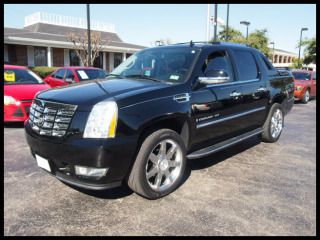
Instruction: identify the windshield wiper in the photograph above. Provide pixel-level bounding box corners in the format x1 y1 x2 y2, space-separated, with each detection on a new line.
107 74 124 79
123 74 164 83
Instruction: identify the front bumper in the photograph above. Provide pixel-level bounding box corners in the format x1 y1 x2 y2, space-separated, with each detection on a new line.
25 122 139 190
4 102 31 122
294 89 306 100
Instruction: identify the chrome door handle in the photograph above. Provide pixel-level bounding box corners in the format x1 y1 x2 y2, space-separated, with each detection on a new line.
230 91 242 97
256 87 267 92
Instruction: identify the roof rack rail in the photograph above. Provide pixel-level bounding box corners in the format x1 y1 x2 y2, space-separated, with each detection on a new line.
171 41 249 47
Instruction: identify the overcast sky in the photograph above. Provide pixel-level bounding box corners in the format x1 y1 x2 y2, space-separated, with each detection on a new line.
4 4 316 54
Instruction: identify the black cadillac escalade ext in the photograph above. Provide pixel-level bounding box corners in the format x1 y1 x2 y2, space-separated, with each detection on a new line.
25 42 294 199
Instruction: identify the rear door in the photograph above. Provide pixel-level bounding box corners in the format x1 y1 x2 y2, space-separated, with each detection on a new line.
190 48 245 151
228 49 269 131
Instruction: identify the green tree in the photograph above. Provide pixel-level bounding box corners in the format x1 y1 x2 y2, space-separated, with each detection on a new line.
290 58 303 69
217 26 244 42
301 37 316 64
247 29 270 57
215 27 270 57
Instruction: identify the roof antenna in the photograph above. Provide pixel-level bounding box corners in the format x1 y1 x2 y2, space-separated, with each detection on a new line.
190 40 194 47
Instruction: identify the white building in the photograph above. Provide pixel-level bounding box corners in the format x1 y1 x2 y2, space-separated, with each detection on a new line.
270 48 298 68
4 12 145 72
270 47 316 70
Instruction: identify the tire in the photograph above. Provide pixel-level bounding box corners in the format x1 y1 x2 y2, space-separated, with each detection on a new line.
301 89 310 104
261 103 284 143
127 129 187 199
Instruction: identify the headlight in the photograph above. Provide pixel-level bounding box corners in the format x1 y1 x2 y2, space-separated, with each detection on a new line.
295 85 303 90
4 96 21 106
83 101 118 138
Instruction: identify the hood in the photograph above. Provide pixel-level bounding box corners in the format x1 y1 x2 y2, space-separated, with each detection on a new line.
36 78 168 111
4 83 50 101
294 79 309 86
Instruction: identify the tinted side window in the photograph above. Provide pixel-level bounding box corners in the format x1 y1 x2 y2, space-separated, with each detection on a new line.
54 69 66 79
65 70 75 80
232 50 259 81
202 50 234 81
259 53 274 70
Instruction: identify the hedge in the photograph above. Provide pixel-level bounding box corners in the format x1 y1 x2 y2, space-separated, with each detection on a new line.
30 66 58 78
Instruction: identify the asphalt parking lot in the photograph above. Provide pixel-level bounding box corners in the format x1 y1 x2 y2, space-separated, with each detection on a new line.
4 100 316 236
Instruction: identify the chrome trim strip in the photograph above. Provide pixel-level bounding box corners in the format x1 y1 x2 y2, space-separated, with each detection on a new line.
206 78 260 88
187 128 263 159
196 106 266 129
34 98 78 110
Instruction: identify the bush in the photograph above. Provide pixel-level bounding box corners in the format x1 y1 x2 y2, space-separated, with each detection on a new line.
30 66 58 78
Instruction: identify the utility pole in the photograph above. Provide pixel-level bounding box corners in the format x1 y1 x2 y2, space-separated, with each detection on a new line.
213 4 218 41
226 4 229 41
240 21 250 44
270 42 275 63
298 27 308 68
206 4 210 42
87 4 91 67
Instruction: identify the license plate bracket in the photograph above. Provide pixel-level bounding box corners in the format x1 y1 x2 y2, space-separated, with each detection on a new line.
35 154 51 172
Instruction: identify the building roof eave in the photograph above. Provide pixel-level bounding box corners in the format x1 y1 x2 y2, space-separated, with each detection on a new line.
4 36 144 53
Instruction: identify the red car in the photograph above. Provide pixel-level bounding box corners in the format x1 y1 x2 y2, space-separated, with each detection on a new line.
4 65 50 122
292 70 317 103
44 67 108 88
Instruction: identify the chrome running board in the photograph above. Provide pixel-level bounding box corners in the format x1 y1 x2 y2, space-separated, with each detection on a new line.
187 128 262 159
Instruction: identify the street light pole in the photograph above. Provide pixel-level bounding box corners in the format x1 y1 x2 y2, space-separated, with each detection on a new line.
298 27 308 68
87 4 91 67
206 4 210 42
226 4 229 41
213 4 218 41
270 42 275 63
240 21 250 44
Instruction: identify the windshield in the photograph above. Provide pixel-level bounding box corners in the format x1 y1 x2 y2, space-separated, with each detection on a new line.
109 47 199 83
292 72 311 80
75 69 107 81
4 68 44 84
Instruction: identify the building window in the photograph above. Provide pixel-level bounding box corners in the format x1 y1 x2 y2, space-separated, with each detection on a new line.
288 57 291 63
114 53 123 68
52 48 64 67
6 44 28 66
279 56 282 63
69 50 80 66
34 47 47 66
274 55 278 63
93 52 103 69
283 56 287 63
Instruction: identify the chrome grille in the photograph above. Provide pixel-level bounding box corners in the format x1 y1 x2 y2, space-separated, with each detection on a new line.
28 99 77 137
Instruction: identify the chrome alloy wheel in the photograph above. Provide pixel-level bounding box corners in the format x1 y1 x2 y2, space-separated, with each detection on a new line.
270 109 283 139
304 90 310 102
145 139 183 191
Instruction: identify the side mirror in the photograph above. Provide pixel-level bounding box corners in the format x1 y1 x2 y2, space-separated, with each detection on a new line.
199 69 230 85
65 78 74 83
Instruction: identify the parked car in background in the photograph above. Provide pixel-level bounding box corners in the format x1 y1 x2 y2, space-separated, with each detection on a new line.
4 65 50 122
44 67 108 88
292 70 316 103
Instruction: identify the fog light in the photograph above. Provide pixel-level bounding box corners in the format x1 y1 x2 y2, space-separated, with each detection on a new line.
75 166 108 177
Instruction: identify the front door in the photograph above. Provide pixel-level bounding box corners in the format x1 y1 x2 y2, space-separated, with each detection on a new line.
50 68 67 88
190 48 245 152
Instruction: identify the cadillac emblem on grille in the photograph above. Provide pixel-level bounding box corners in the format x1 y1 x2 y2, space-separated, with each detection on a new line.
28 99 77 137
